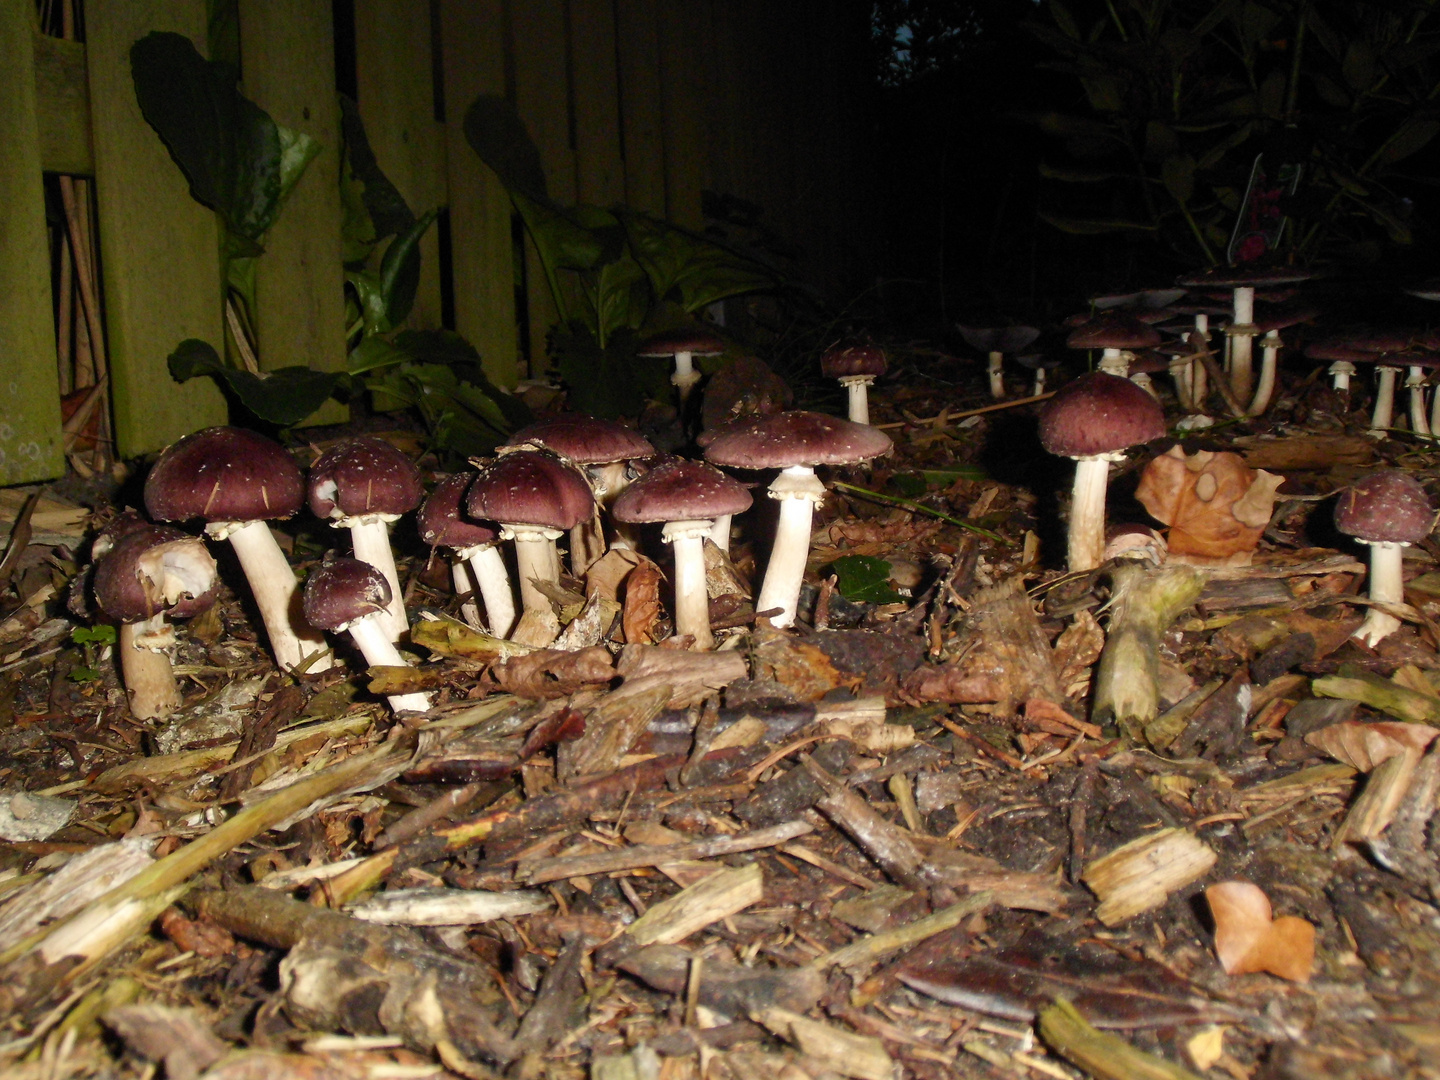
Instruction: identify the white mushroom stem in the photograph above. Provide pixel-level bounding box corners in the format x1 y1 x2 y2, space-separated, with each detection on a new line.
457 542 516 638
452 562 483 629
1189 316 1209 408
671 351 702 403
1067 454 1119 573
591 461 639 555
1097 349 1131 377
757 465 826 629
503 523 563 616
1167 354 1194 412
119 615 182 721
210 519 330 673
1353 539 1408 648
839 374 875 425
1329 360 1355 392
988 352 1005 399
1228 286 1257 399
348 518 408 643
342 614 433 713
1371 365 1400 435
1129 372 1157 398
1430 377 1440 434
1407 367 1431 436
662 519 715 649
710 513 734 552
1032 368 1047 396
1247 330 1282 416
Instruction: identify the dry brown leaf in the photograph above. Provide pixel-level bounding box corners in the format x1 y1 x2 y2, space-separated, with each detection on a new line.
491 646 616 699
1135 446 1284 566
622 556 666 644
585 547 644 602
1206 880 1315 982
752 629 852 702
1305 721 1438 772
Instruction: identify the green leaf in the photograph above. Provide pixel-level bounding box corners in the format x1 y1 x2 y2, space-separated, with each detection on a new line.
347 334 412 374
345 268 390 334
462 94 550 203
1342 40 1377 93
72 625 118 647
622 212 776 314
378 207 440 328
130 31 284 249
168 339 349 426
1161 153 1195 205
275 123 321 208
338 94 416 243
551 323 668 419
1038 211 1157 234
826 555 906 605
167 338 226 381
1376 119 1440 166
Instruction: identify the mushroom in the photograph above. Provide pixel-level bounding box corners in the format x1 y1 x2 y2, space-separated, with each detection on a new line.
819 342 888 425
611 459 753 649
417 472 516 638
302 557 433 714
465 448 596 616
92 523 218 720
1334 469 1435 647
145 426 330 673
1245 301 1320 416
308 436 423 643
1014 352 1060 397
1066 313 1160 379
956 324 1041 399
704 410 892 628
1037 372 1167 573
637 326 725 408
1174 266 1314 401
504 416 655 571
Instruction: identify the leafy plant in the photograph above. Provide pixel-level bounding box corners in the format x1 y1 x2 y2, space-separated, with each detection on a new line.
1027 0 1440 267
463 94 781 417
69 624 117 683
825 554 908 604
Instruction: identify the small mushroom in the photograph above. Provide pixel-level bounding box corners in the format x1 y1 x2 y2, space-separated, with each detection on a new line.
1244 301 1319 416
819 342 888 425
308 436 424 643
466 449 596 617
92 524 218 720
956 324 1041 399
1066 313 1161 379
302 557 432 714
1038 372 1167 573
611 459 753 649
417 472 516 638
637 326 725 408
704 411 892 628
1334 469 1435 647
145 426 330 672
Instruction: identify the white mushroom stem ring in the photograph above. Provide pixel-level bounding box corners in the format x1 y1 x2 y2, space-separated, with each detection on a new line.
757 465 827 629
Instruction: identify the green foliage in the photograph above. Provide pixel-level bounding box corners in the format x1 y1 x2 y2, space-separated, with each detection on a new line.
1027 0 1440 266
168 339 350 428
463 93 781 415
70 624 118 683
826 554 907 604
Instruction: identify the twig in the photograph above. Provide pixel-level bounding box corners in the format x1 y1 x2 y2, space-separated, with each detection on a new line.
516 820 813 884
811 892 993 971
874 392 1055 429
831 482 1006 543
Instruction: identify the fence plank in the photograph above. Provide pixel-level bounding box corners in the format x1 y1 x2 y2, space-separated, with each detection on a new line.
86 0 227 457
614 0 665 217
568 0 625 208
32 31 92 175
355 0 447 332
0 3 64 485
439 0 518 387
237 0 348 425
656 3 707 230
510 0 573 371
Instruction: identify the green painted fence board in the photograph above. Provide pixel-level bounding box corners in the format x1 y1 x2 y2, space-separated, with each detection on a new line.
237 0 348 426
657 2 706 230
440 0 518 387
614 0 666 217
355 0 446 332
33 31 92 176
86 0 227 457
0 1 64 485
569 0 625 208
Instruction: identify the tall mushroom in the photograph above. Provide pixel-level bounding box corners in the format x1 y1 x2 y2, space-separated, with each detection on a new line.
466 449 596 617
1174 266 1313 401
1245 301 1319 416
638 326 725 408
819 342 888 425
1335 469 1435 648
1038 372 1167 573
145 426 330 673
1066 313 1160 379
302 557 433 714
308 436 423 643
704 411 892 628
417 472 516 638
504 416 654 571
611 459 753 649
93 524 218 720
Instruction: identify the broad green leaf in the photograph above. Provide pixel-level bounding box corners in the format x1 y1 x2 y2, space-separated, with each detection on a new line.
130 31 282 248
275 123 321 208
167 338 225 380
345 268 391 334
218 367 350 427
347 334 412 374
1343 40 1377 93
1038 162 1127 182
1376 119 1440 165
827 555 906 605
1144 121 1179 160
622 213 776 314
551 323 668 419
462 94 550 202
379 207 440 328
1049 0 1081 40
1038 211 1156 234
581 255 650 346
1082 75 1123 113
1161 153 1195 205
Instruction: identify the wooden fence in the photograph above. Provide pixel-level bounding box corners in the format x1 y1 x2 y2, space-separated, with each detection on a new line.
0 0 873 486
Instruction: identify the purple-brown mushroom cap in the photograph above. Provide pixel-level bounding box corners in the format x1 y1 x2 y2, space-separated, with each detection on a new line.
307 436 423 521
703 410 893 470
505 416 654 465
93 525 219 624
1335 470 1435 545
637 327 726 358
145 427 304 524
417 473 501 550
819 342 889 380
1038 372 1166 458
466 449 596 531
303 557 393 632
612 459 754 524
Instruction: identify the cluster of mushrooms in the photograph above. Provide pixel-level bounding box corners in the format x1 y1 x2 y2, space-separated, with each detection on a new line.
92 395 893 721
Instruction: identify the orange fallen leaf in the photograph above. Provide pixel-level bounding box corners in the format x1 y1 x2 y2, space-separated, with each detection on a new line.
1206 881 1315 982
1305 721 1438 772
621 556 666 644
1135 446 1284 566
